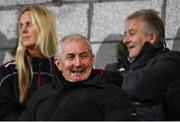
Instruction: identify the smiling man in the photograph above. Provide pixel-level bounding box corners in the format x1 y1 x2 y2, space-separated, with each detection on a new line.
55 35 94 82
105 9 180 120
20 34 138 121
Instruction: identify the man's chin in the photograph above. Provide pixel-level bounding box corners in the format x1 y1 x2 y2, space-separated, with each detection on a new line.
70 76 88 82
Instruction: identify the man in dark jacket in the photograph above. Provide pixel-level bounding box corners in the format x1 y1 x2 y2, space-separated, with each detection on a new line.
105 9 180 120
20 34 138 120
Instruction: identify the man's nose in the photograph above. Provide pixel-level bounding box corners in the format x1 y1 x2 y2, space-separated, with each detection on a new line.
74 57 81 66
123 35 130 44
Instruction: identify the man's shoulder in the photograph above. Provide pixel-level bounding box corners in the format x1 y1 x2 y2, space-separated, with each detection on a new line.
156 49 180 60
95 69 122 87
168 50 180 56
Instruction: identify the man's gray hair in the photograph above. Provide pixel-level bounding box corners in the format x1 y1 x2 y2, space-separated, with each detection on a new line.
126 9 166 48
56 34 93 58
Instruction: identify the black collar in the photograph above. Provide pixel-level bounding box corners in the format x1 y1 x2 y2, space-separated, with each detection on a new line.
132 42 166 63
53 69 107 89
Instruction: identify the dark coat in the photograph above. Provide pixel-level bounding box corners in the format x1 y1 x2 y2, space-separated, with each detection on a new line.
105 42 180 120
0 57 54 120
20 69 138 120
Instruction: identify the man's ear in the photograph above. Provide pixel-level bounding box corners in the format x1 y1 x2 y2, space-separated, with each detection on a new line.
148 33 157 44
54 57 61 71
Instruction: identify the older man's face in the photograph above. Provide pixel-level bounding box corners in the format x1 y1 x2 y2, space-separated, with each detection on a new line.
123 18 153 60
55 39 94 82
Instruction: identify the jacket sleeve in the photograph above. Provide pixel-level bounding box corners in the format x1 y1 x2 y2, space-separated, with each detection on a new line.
103 86 138 120
122 51 180 102
0 65 22 120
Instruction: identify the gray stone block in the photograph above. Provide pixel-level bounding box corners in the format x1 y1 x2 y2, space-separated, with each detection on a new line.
0 10 18 49
172 39 180 51
91 0 164 42
166 27 180 50
0 51 5 65
48 4 89 41
1 51 15 64
61 0 102 2
92 42 118 69
62 0 93 1
0 0 52 6
166 39 174 50
166 0 180 40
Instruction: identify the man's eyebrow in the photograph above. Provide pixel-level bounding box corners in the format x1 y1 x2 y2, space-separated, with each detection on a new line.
65 51 89 55
66 53 74 56
80 51 88 55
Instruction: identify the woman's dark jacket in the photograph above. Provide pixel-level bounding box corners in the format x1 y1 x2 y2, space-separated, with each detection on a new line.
20 69 138 120
105 42 180 120
0 57 54 120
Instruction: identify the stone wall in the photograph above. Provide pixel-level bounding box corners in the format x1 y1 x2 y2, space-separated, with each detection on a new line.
0 0 179 69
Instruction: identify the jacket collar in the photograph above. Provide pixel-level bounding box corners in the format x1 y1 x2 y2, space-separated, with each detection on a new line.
53 69 107 89
132 42 167 63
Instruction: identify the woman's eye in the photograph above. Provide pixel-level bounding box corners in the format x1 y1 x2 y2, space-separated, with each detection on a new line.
27 22 33 27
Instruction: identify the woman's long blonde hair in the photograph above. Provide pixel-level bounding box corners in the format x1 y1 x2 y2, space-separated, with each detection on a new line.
16 5 57 102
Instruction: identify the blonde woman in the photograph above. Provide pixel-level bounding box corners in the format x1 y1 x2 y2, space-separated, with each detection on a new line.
0 5 57 120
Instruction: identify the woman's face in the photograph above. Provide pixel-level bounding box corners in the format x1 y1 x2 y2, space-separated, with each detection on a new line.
19 10 39 50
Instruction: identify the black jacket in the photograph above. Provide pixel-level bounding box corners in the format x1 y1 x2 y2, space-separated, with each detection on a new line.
0 57 54 120
20 69 138 120
105 42 180 120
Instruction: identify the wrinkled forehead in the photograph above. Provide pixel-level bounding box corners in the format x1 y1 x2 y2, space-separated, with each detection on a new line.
125 17 146 31
126 17 143 26
61 39 90 54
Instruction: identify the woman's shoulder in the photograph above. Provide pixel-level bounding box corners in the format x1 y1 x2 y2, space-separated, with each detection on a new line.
0 60 16 72
0 60 16 69
0 60 17 84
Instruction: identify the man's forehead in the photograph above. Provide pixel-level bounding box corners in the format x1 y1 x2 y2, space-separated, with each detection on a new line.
125 20 143 31
62 39 88 48
63 38 86 44
62 40 88 51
